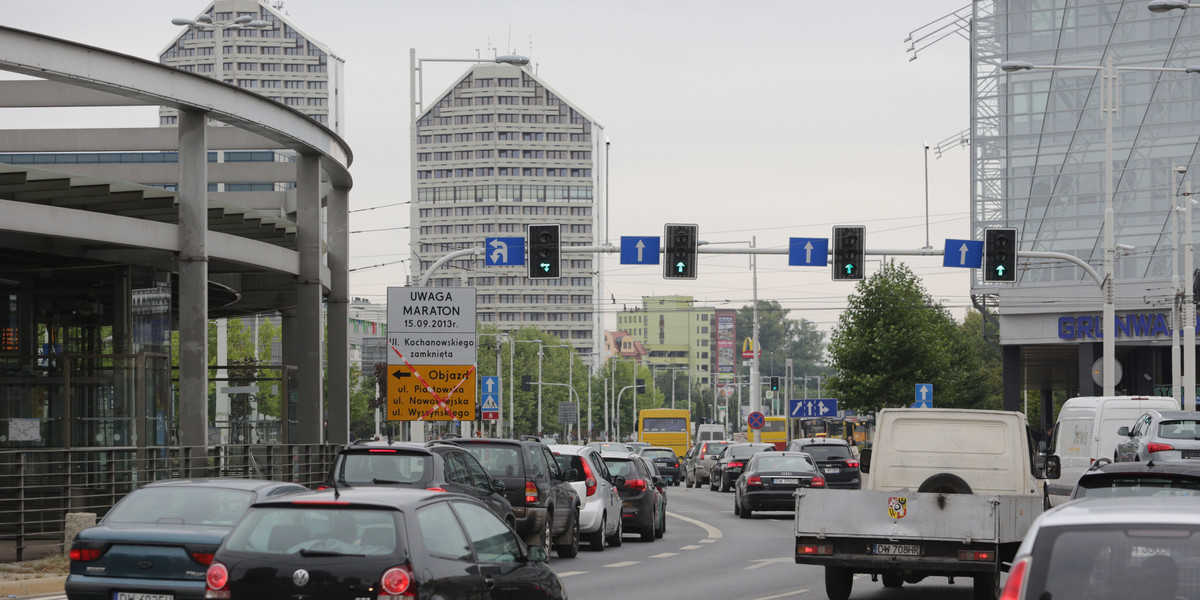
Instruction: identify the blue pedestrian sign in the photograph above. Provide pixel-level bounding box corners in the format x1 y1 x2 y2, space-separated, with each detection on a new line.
790 398 838 418
788 237 829 267
485 237 525 266
620 236 660 265
943 239 983 269
913 384 933 408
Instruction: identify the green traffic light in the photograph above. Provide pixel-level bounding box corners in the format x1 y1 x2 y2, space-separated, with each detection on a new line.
844 263 854 275
676 262 686 273
995 265 1006 276
540 263 550 272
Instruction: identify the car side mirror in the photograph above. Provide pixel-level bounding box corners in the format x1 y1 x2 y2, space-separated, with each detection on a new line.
492 479 505 492
653 477 666 487
1043 454 1061 480
527 544 549 562
612 475 626 487
1117 426 1130 437
859 448 872 474
1037 440 1048 453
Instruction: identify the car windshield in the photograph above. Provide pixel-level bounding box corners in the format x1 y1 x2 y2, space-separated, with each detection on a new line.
800 445 852 461
644 449 676 460
1158 420 1200 440
702 442 730 457
1027 524 1200 598
461 445 522 478
225 507 400 556
336 451 431 484
1075 475 1200 498
106 486 255 526
752 456 815 472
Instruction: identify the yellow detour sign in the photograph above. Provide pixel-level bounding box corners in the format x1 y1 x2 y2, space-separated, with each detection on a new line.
386 364 477 421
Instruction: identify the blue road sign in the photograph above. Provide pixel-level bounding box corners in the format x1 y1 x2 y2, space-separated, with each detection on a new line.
620 236 660 265
485 237 525 266
747 411 765 430
790 398 838 418
788 237 829 267
481 376 501 411
913 384 933 408
943 239 984 269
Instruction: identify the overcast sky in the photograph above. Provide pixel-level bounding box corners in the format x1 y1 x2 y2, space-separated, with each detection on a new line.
1 0 976 334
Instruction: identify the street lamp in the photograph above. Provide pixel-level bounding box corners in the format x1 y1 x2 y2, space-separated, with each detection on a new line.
1148 0 1200 11
999 58 1200 396
171 14 270 84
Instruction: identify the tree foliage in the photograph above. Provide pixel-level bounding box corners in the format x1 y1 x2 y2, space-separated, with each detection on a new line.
826 260 981 412
734 300 827 379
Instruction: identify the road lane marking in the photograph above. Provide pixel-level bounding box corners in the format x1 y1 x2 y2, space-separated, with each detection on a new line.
699 538 718 544
666 510 722 539
603 561 640 568
557 571 587 578
651 552 679 558
679 544 702 550
746 557 795 569
752 590 808 600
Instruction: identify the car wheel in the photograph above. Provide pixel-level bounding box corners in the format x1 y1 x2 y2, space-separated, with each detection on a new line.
587 514 606 551
606 515 623 547
555 507 580 558
738 497 752 519
640 510 655 542
719 475 731 493
824 566 853 600
541 511 553 549
655 508 664 539
733 495 741 515
882 572 904 588
709 475 718 491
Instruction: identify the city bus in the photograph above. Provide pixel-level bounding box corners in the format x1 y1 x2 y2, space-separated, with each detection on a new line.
637 408 691 457
748 415 787 450
794 417 868 446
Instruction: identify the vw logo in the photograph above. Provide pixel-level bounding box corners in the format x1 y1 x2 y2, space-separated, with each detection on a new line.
292 569 310 587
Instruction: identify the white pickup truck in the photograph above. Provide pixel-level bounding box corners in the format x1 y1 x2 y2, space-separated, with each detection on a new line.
793 408 1045 600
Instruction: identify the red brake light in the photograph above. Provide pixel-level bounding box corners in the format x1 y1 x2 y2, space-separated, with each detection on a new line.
205 562 229 593
728 461 744 469
811 476 826 488
1147 442 1175 453
958 550 995 561
525 481 539 503
845 459 860 468
315 485 329 490
368 449 398 453
580 458 597 497
425 487 447 492
797 543 833 555
747 475 762 486
625 478 647 491
999 556 1029 600
190 552 215 566
381 566 414 596
69 548 104 562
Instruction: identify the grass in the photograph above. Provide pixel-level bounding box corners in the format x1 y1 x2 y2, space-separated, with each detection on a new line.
0 554 70 580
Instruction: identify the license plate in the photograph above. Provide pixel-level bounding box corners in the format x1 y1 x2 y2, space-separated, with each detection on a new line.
774 478 799 485
115 593 174 600
874 544 921 556
1183 450 1200 459
823 467 841 474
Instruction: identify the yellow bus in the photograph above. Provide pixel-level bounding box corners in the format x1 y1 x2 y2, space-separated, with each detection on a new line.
748 415 788 450
637 408 691 457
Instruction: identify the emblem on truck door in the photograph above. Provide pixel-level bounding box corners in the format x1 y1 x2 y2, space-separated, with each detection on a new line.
888 497 907 519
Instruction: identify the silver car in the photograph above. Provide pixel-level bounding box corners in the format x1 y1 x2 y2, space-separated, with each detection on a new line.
1114 410 1200 462
549 444 624 551
999 496 1200 599
683 439 733 488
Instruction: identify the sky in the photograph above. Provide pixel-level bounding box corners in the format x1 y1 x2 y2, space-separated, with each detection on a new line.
1 0 976 336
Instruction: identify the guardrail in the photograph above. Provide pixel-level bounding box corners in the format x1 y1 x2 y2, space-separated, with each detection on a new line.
0 443 338 561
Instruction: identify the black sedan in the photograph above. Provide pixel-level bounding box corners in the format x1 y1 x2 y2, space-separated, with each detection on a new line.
734 452 824 518
205 487 566 600
710 442 775 492
641 446 683 485
65 478 309 600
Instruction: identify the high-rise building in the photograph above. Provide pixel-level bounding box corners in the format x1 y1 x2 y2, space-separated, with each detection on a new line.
158 0 345 136
972 0 1200 409
411 60 600 358
616 296 716 385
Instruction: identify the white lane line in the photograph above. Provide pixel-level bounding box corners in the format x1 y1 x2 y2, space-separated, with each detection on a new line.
651 552 679 558
699 538 718 544
557 571 587 578
752 590 809 600
745 557 795 570
679 544 702 550
666 510 722 539
603 561 640 568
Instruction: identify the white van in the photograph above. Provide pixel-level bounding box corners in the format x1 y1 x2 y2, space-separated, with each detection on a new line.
1045 395 1179 506
694 423 725 442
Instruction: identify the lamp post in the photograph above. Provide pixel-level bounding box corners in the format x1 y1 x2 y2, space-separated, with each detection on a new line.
172 14 270 84
1000 58 1200 396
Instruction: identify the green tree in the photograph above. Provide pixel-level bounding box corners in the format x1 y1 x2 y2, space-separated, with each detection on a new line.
734 299 829 381
826 260 979 412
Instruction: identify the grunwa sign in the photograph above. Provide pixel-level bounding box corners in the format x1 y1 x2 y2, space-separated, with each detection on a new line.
1058 314 1200 340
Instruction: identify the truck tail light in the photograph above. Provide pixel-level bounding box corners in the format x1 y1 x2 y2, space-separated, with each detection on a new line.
958 550 994 561
797 543 833 556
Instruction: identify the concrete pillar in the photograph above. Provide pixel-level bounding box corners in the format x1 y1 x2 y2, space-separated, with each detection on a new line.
1002 345 1021 411
1041 389 1055 430
1078 342 1101 397
177 109 209 471
281 309 298 444
326 185 350 446
295 153 323 445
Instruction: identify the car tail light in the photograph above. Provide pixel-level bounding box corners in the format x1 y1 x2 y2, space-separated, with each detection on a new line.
315 485 329 490
425 487 447 492
205 562 230 599
291 500 350 505
1147 442 1176 453
728 461 744 469
999 556 1029 600
845 459 860 468
797 543 833 555
380 565 415 597
624 478 647 491
368 449 398 453
747 475 762 487
525 481 539 503
190 552 215 566
580 457 597 497
811 476 826 488
958 550 994 561
69 547 104 562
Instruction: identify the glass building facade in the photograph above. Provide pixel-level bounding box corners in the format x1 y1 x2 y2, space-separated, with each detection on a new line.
973 0 1200 407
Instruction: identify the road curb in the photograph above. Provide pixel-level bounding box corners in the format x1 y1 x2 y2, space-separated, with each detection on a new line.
0 575 66 597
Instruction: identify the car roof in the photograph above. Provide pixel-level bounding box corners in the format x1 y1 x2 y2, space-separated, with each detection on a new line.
1146 410 1198 419
141 478 302 492
599 451 639 459
254 486 445 510
790 437 851 446
1084 459 1200 477
444 437 527 447
1037 496 1200 527
342 441 432 453
642 446 674 452
547 444 595 455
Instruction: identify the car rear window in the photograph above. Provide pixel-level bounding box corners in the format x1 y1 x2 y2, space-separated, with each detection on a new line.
336 451 431 485
1027 524 1200 599
702 441 730 457
644 449 676 460
553 454 587 482
603 457 640 478
801 445 852 461
461 445 523 478
1075 475 1200 498
731 446 767 458
752 455 815 472
106 487 254 526
225 506 402 556
1158 420 1200 439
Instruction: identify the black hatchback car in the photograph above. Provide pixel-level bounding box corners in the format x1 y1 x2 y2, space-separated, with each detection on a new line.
440 437 581 557
601 451 666 542
319 440 515 528
710 442 775 492
205 487 567 600
641 446 683 486
1069 459 1200 500
733 451 825 518
784 437 862 489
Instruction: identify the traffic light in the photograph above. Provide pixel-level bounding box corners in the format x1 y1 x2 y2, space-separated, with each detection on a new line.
527 224 560 278
984 227 1018 282
636 379 646 391
663 223 698 279
521 375 532 391
770 376 780 391
832 225 865 280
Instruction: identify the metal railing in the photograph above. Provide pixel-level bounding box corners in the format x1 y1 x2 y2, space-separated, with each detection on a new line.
0 443 339 561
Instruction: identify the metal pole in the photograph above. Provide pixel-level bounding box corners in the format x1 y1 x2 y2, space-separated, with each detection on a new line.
1102 56 1116 397
1174 164 1183 406
537 344 544 436
751 236 762 443
509 338 514 438
671 369 676 410
1186 177 1196 410
923 142 931 250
